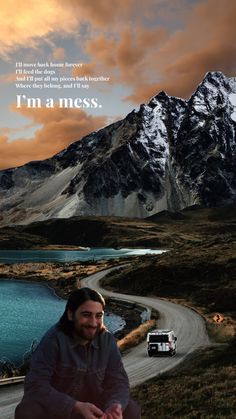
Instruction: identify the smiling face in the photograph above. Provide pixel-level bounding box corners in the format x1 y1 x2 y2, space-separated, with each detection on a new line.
67 300 104 343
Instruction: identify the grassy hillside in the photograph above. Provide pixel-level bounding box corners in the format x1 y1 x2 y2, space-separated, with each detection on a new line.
101 242 236 316
0 204 236 250
132 341 236 418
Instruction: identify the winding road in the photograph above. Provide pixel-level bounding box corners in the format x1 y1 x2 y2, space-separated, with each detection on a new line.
0 266 211 419
81 267 211 386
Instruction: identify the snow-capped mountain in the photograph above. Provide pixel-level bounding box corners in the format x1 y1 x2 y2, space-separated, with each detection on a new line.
0 71 235 226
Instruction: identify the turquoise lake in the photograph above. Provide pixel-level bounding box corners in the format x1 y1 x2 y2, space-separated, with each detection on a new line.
0 248 165 264
0 279 125 365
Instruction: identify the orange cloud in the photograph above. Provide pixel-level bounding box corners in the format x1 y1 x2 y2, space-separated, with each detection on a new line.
0 0 155 59
73 26 166 85
73 0 189 30
76 0 236 104
0 106 107 170
62 0 146 27
0 0 79 58
119 0 236 103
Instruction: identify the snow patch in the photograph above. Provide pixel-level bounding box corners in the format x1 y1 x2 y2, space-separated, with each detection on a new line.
229 94 236 122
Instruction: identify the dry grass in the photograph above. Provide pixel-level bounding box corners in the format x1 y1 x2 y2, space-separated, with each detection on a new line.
117 319 156 353
132 343 236 418
206 318 235 343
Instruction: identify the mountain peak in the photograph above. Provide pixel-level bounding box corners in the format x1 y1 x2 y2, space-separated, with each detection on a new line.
200 71 231 91
0 71 235 226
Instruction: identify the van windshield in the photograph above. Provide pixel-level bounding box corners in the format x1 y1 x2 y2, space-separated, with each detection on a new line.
149 335 169 343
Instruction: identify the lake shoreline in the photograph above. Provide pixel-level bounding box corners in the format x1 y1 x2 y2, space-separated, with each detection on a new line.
0 260 142 340
32 245 90 250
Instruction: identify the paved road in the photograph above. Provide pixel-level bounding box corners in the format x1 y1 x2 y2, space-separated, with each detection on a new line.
82 267 211 386
0 266 211 419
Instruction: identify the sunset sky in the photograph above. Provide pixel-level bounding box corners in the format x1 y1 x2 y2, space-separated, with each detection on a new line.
0 0 235 169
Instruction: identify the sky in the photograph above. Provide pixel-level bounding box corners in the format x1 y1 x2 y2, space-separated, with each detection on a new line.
0 0 235 170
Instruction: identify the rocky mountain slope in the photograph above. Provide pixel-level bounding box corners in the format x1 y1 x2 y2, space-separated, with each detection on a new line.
0 71 235 226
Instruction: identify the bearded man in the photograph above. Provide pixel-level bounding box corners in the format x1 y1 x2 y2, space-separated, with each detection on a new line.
15 287 141 419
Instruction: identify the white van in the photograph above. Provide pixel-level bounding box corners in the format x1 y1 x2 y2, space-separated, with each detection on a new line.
147 329 177 357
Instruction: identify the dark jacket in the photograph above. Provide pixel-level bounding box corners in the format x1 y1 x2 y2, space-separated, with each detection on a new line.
23 324 129 418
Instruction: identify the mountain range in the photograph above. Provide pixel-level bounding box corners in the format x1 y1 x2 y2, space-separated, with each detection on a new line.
0 71 236 226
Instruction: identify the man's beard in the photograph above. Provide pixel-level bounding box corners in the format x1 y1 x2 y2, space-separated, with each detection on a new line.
75 325 101 341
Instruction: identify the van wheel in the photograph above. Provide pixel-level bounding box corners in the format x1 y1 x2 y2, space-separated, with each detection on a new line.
148 351 153 357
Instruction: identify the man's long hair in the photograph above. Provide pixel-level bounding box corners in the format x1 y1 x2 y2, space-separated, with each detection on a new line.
58 287 106 336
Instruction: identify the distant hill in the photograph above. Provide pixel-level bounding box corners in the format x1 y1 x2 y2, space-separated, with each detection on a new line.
0 204 235 249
